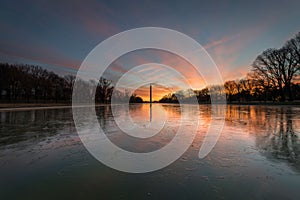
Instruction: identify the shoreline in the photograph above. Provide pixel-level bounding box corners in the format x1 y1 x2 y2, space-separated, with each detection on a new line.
0 101 300 112
0 103 71 108
0 103 103 112
226 101 300 106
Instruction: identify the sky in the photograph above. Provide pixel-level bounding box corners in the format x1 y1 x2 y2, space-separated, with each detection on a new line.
1 0 300 100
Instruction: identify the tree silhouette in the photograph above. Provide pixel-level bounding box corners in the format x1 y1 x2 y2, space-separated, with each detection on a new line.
0 63 114 104
252 33 300 102
129 94 143 103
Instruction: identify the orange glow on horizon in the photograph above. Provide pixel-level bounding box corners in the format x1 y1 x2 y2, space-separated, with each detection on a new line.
133 86 173 101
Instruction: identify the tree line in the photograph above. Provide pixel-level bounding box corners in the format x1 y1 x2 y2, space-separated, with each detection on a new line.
0 63 144 104
0 64 103 103
0 63 74 103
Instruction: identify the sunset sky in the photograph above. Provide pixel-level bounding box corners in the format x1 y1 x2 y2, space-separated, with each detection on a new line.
1 0 300 100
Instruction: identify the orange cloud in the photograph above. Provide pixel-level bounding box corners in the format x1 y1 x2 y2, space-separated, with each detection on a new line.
204 23 272 81
105 49 208 100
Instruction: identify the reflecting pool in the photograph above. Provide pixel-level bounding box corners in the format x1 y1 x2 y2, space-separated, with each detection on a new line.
0 105 299 199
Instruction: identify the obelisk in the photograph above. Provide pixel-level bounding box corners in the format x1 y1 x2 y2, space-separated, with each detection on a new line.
150 84 152 105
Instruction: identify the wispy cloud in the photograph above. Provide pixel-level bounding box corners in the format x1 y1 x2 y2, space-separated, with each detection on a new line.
45 0 120 37
204 22 273 81
0 41 80 70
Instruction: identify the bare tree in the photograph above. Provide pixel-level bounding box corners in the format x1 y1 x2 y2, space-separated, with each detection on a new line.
96 77 114 103
64 75 75 102
239 78 252 102
252 47 299 101
248 71 274 101
285 32 300 65
284 32 300 100
224 80 238 103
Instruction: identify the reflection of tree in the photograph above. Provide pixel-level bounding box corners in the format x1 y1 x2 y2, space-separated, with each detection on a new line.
0 108 74 146
226 106 300 171
268 108 299 164
161 104 181 117
96 105 113 132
